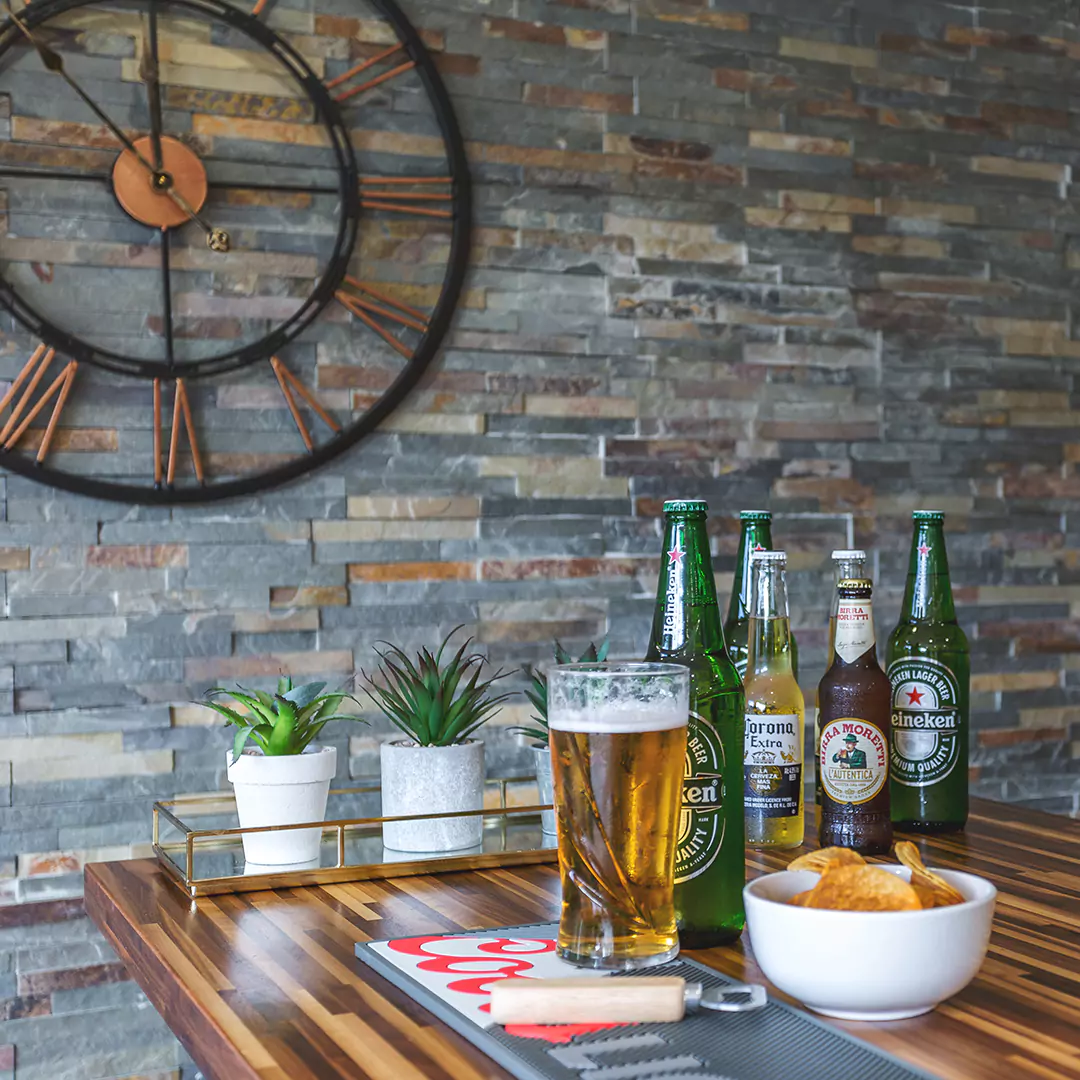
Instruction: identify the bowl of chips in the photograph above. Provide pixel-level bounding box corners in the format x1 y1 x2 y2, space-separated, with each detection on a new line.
743 842 996 1021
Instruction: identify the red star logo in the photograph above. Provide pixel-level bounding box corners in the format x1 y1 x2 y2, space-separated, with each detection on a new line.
918 544 930 556
906 686 924 705
753 543 765 552
668 543 685 565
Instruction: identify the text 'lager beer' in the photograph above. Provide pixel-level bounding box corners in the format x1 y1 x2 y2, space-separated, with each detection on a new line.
744 551 805 850
646 500 746 947
887 511 969 833
724 511 799 681
815 549 867 806
818 578 893 856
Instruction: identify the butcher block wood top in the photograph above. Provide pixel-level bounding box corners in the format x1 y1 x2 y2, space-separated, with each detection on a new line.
84 798 1080 1080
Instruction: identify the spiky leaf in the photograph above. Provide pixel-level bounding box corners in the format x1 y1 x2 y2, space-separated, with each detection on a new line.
360 626 512 746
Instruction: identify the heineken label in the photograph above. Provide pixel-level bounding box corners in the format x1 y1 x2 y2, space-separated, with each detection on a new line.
675 709 725 883
820 718 888 805
743 712 801 818
834 599 875 663
888 656 962 787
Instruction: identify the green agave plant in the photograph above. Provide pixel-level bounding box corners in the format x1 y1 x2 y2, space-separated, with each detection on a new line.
513 638 610 743
202 676 364 763
361 627 513 746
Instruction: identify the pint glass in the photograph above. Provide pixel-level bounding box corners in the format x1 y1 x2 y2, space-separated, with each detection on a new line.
548 662 690 969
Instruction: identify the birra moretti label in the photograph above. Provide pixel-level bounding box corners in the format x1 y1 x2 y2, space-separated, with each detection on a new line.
820 718 888 805
743 712 801 817
834 598 874 662
888 656 962 787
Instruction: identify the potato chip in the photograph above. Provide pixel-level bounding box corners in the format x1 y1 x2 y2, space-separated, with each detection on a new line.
788 889 815 907
799 864 922 912
893 841 966 908
788 847 865 875
910 881 939 910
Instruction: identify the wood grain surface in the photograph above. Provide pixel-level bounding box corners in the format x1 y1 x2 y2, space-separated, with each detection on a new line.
85 798 1080 1080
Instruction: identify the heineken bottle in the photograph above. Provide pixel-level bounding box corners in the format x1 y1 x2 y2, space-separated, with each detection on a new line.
646 500 746 948
724 511 799 682
887 511 969 833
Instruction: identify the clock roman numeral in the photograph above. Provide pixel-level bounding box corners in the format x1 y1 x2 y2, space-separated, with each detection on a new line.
360 175 453 219
335 277 429 359
325 43 416 104
271 356 340 452
0 343 78 463
154 378 204 487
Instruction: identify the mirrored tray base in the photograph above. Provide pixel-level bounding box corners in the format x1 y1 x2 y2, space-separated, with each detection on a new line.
153 778 557 897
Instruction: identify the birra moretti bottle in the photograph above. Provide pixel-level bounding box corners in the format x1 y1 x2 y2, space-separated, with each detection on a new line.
814 549 867 806
818 578 893 856
744 551 804 849
887 511 969 833
646 500 746 947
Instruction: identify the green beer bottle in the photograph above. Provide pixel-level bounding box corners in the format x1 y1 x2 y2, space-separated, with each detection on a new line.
646 500 746 948
724 511 799 682
887 511 969 833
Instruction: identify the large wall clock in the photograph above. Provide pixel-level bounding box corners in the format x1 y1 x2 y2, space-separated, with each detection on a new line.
0 0 470 503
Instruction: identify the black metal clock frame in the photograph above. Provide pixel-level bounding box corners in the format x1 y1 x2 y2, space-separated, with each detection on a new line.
0 0 472 504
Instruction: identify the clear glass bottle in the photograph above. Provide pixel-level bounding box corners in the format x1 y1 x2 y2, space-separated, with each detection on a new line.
814 549 867 806
744 551 805 849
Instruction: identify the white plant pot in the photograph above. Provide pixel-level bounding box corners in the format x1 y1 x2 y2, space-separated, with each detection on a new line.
531 743 557 835
226 745 336 866
380 739 484 852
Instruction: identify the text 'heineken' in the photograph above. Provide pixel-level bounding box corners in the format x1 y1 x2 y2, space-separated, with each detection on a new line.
646 500 746 948
724 511 799 682
818 578 893 856
887 511 969 833
744 551 805 850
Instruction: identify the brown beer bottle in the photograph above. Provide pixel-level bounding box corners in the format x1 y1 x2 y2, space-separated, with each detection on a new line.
818 579 893 855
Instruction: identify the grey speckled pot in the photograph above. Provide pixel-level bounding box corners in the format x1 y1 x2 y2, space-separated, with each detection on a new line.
531 744 556 835
380 739 485 852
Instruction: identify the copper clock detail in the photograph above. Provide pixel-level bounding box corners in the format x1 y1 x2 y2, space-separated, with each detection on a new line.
0 0 471 502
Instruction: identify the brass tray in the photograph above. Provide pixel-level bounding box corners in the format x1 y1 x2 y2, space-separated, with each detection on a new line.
153 777 557 897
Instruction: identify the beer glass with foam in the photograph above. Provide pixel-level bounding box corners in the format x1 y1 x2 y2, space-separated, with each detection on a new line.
548 662 690 969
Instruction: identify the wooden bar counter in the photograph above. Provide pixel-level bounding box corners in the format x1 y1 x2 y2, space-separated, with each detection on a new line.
85 798 1080 1080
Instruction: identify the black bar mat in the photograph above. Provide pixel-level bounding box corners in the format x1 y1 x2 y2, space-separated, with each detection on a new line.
355 923 940 1080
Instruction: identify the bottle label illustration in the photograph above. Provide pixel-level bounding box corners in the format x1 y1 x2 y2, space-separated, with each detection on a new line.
743 712 800 818
888 657 962 788
820 718 888 805
676 710 726 883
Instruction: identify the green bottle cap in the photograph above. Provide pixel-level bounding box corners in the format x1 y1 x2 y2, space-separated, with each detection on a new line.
739 510 771 521
663 499 708 515
913 510 945 521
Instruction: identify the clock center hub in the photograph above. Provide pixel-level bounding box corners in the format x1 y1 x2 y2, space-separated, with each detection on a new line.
112 135 208 230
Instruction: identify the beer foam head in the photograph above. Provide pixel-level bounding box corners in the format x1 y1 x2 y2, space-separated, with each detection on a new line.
548 701 688 733
547 663 690 732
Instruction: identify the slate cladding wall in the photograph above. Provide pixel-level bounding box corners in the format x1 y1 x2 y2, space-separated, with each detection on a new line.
3 0 1080 1075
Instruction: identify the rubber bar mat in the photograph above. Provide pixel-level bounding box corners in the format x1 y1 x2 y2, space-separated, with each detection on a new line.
355 922 941 1080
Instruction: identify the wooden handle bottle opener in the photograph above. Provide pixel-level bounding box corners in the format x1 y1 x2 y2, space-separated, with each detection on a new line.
489 977 767 1025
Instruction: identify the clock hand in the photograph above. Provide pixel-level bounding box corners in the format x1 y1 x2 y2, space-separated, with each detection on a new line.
140 3 164 172
5 2 230 253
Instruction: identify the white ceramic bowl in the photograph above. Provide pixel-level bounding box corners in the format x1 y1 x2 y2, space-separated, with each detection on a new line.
744 865 996 1021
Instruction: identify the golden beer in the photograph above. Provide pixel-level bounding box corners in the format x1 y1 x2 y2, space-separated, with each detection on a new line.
548 663 689 970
